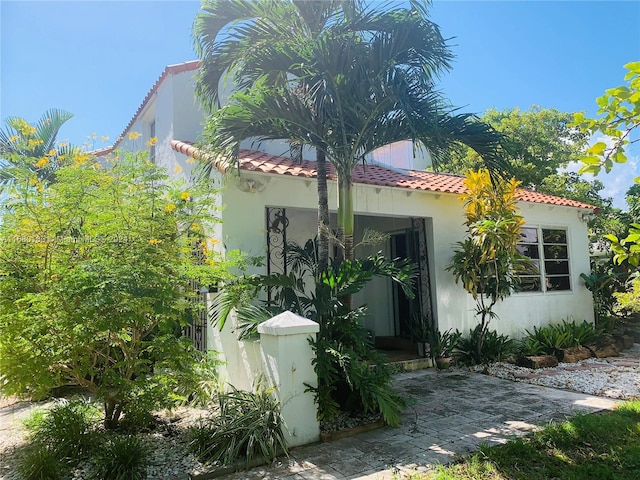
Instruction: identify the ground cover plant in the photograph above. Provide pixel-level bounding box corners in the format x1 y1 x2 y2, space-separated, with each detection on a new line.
405 400 640 480
0 147 225 428
16 398 151 480
454 326 515 365
519 319 602 356
188 386 288 467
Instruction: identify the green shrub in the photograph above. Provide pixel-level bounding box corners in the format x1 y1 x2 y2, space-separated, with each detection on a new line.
18 399 99 479
91 435 148 480
211 239 413 427
518 336 546 356
427 328 462 359
25 398 99 461
454 326 515 365
187 386 288 467
310 306 405 426
521 319 601 355
17 444 65 480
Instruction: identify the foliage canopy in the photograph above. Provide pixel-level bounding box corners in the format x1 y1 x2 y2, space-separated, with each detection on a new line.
0 150 225 427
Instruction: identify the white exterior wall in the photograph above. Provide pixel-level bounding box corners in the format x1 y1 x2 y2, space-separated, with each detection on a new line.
110 63 595 342
220 172 594 339
116 70 205 182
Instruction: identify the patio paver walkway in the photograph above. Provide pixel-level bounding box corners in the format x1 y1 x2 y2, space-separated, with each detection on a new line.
221 368 620 479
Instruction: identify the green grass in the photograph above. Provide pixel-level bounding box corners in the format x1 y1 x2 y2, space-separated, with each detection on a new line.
408 400 640 480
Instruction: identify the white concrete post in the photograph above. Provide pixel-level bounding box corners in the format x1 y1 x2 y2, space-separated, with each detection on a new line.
258 311 320 447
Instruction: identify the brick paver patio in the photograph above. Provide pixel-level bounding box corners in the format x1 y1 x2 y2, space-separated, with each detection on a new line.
222 368 620 479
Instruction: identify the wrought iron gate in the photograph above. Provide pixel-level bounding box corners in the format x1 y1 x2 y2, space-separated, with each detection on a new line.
184 282 208 352
266 207 289 302
411 217 435 332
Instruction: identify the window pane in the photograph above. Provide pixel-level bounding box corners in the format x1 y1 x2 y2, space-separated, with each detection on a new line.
520 227 538 243
517 244 540 259
545 260 569 275
519 259 540 275
543 245 568 259
547 276 570 291
543 229 567 244
518 277 541 292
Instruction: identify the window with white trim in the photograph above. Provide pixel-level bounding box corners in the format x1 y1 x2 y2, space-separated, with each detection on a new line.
517 227 571 292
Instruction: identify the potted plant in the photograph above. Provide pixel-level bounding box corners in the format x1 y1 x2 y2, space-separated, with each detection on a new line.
428 328 461 370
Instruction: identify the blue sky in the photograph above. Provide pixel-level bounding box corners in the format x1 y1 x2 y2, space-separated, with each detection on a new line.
1 0 639 205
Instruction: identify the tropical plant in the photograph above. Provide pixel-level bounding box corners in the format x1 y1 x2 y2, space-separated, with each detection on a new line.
0 150 226 428
25 399 100 462
454 326 515 365
521 319 601 356
447 169 527 359
581 259 631 327
194 0 505 276
572 61 640 267
210 239 416 425
427 328 461 359
188 385 288 467
17 444 65 480
0 108 79 187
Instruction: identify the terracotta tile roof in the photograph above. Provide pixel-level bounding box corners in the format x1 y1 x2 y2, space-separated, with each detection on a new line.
171 140 597 211
95 61 201 156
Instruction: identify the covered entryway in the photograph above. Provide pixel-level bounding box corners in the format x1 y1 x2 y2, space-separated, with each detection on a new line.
264 207 435 355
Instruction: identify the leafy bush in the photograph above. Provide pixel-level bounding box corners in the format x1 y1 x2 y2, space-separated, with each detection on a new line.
90 435 148 480
518 336 547 356
25 399 99 461
427 328 462 359
188 386 287 467
0 152 227 428
311 306 404 425
18 398 100 479
17 444 65 480
521 319 601 355
454 326 515 365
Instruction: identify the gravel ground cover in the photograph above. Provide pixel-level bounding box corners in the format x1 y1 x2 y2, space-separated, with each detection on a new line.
473 343 640 400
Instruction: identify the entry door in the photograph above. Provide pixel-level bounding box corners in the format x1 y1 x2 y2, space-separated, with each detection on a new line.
390 219 434 338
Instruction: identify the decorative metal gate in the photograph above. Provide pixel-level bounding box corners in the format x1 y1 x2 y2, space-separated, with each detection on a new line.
182 241 208 352
184 282 208 352
266 207 289 275
266 207 289 302
411 217 435 332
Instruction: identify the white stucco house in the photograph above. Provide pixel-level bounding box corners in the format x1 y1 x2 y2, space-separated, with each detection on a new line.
98 60 597 354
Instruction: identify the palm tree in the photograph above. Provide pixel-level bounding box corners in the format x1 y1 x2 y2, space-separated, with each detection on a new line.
195 0 505 263
194 0 407 272
0 108 76 187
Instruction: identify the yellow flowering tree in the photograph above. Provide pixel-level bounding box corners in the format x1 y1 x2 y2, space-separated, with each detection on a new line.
0 150 233 428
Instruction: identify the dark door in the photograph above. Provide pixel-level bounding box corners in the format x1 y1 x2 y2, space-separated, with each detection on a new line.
390 219 435 339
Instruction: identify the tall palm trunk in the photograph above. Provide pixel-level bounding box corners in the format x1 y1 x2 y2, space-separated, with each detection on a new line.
337 173 355 309
316 148 330 274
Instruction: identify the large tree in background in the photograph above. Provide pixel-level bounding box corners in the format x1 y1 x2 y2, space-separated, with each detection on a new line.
194 0 504 267
572 61 640 266
440 106 623 247
0 108 78 187
441 106 590 188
